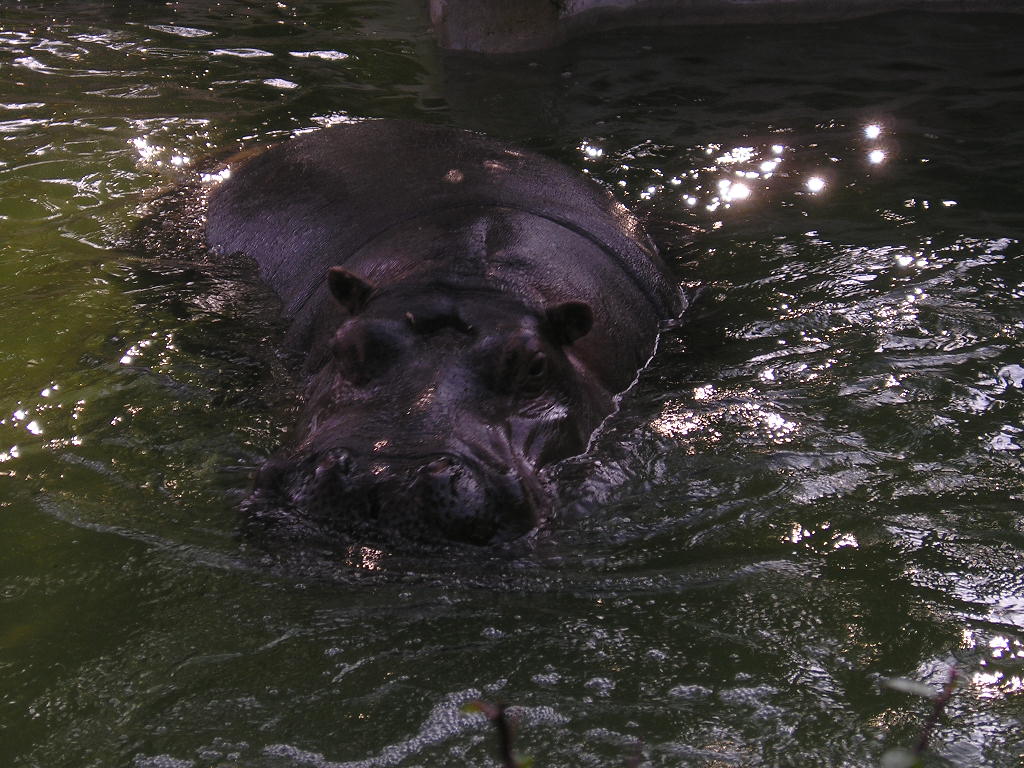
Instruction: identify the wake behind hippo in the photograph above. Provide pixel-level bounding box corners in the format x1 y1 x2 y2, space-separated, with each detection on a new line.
205 120 681 546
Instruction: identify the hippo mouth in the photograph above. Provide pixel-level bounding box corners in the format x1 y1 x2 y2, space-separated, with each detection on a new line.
241 447 548 547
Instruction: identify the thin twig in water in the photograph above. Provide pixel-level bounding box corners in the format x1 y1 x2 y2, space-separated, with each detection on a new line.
492 702 517 768
624 740 644 768
914 667 958 756
468 700 520 768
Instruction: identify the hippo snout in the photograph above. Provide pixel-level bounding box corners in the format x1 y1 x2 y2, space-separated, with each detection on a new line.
243 448 540 546
407 453 538 544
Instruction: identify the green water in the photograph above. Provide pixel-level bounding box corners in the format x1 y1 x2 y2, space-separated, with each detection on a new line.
2 3 1023 766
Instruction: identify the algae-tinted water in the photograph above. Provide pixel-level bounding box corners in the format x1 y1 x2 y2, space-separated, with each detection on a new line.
1 3 1023 766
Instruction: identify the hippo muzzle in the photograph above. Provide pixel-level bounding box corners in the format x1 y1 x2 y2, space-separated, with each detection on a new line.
245 446 541 546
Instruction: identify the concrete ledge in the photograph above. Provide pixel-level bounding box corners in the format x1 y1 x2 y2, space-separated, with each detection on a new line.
430 0 561 53
430 0 1024 52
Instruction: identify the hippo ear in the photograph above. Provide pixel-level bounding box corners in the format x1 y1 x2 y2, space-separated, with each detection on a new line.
543 301 593 346
327 267 374 314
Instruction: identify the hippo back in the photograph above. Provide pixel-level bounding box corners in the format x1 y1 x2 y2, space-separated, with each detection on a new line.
206 120 678 322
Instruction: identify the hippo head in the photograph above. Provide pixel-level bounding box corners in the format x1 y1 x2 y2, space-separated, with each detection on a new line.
243 266 608 547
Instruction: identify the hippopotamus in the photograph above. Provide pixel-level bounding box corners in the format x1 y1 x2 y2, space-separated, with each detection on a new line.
205 119 680 546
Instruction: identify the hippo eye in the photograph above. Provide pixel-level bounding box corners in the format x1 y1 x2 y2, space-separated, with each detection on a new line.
332 322 402 384
526 353 547 380
519 351 549 396
487 335 552 397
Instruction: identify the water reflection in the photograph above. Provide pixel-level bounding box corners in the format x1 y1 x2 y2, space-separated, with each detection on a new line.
579 140 604 160
650 390 799 449
290 50 351 61
263 78 299 90
344 545 388 571
4 4 1024 766
805 175 826 193
211 47 274 58
145 24 214 38
718 178 750 202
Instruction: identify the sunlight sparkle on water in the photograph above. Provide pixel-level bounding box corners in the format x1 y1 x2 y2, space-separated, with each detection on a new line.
309 113 360 129
864 123 882 139
694 385 715 400
651 390 797 448
756 406 797 441
716 178 751 202
833 532 859 549
650 409 703 440
868 149 886 164
145 23 213 38
716 146 755 165
969 633 1024 698
289 50 350 61
131 136 160 163
726 181 750 201
805 176 826 193
897 255 928 270
200 167 231 184
264 78 299 90
211 47 274 58
961 630 1024 700
120 339 152 365
344 545 387 571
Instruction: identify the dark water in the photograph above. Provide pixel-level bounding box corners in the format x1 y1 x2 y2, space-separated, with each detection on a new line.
2 2 1024 766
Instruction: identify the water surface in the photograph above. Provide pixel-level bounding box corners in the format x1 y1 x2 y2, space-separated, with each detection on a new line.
2 3 1023 766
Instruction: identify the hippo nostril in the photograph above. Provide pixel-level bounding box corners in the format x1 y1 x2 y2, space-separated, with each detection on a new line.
317 448 352 475
254 457 290 493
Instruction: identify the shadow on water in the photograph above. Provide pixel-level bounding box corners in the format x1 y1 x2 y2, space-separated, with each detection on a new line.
3 3 1024 767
